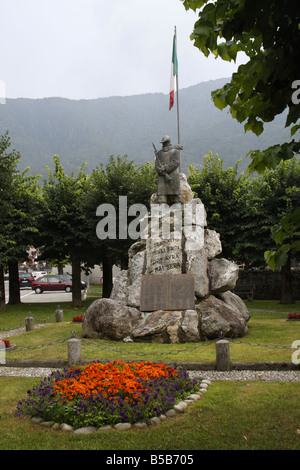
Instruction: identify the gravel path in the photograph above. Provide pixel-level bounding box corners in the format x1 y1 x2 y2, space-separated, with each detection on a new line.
0 366 299 382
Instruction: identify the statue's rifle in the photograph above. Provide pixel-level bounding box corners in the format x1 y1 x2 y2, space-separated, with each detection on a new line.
152 143 172 182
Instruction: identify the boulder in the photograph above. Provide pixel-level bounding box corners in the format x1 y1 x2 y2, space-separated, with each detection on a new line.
127 293 249 343
218 291 251 322
110 270 128 303
180 173 194 203
82 298 144 340
208 258 239 293
131 310 184 343
181 309 201 342
204 229 222 259
196 295 249 339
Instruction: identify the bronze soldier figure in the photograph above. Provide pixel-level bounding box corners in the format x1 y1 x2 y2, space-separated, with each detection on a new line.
153 135 182 204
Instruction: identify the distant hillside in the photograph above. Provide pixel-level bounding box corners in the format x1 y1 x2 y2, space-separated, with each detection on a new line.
0 78 290 177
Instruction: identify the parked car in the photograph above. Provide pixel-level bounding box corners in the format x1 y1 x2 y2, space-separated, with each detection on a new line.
32 270 47 280
31 275 72 294
56 274 87 290
19 272 34 288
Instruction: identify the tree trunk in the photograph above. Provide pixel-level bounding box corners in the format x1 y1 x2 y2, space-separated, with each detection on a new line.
280 256 294 304
71 254 82 308
0 267 6 311
58 262 64 275
102 252 113 298
8 261 21 304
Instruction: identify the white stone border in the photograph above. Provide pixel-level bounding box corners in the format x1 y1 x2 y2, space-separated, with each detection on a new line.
29 379 211 434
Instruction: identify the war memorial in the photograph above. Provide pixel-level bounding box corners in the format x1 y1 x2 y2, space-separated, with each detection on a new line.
83 136 250 343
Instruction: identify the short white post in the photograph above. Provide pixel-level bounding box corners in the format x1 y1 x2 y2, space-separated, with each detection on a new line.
216 339 230 371
25 315 34 332
0 340 5 365
68 332 81 366
55 306 63 322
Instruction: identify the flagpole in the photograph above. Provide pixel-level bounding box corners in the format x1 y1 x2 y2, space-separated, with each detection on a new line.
174 26 182 173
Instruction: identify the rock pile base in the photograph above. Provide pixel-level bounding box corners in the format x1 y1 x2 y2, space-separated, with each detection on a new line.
83 174 250 342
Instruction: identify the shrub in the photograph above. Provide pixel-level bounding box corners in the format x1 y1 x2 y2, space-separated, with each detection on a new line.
287 313 300 320
72 315 83 322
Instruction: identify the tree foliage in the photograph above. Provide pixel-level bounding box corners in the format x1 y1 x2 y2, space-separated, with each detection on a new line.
181 0 300 294
86 155 156 296
188 154 300 272
39 155 91 307
181 0 300 172
0 132 42 307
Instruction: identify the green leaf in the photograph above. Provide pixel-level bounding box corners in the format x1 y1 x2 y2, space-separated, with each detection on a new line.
211 89 228 110
244 117 264 136
290 124 300 137
217 42 231 61
274 244 290 268
264 250 276 271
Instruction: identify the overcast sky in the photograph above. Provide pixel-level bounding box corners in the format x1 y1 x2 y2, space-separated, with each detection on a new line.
0 0 245 100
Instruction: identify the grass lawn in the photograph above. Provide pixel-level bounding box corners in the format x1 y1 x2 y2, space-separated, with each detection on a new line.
0 378 299 450
1 298 300 363
0 297 299 451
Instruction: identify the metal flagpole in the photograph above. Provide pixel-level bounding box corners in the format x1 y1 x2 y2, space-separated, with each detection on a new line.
174 26 182 173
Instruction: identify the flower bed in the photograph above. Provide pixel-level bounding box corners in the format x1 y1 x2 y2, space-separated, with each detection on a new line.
72 315 83 323
16 361 199 429
287 313 300 320
1 339 10 348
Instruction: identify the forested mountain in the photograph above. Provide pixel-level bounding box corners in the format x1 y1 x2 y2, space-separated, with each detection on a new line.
0 78 290 176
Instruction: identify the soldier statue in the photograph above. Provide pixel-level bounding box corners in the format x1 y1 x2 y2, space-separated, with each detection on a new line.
153 135 183 204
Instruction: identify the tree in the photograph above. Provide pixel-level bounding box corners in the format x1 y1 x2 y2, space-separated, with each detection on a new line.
181 0 300 301
0 132 20 309
86 156 156 297
188 155 300 302
6 169 41 304
181 0 300 171
39 156 91 307
261 158 300 303
188 153 252 263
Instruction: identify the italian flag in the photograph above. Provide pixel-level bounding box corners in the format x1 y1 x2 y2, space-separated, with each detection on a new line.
169 31 178 111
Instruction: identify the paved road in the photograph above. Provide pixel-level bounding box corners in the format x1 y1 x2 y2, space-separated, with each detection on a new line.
5 281 72 304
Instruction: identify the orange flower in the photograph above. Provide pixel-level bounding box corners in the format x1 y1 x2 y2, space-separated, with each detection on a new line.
53 361 178 403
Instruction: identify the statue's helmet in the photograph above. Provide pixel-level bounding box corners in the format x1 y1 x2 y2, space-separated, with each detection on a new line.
160 135 171 144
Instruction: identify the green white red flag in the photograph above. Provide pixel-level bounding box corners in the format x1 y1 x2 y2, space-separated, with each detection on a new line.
169 31 178 111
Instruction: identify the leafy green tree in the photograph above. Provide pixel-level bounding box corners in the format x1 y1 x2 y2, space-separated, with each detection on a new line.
39 156 91 307
188 155 300 302
181 0 300 298
0 132 41 307
7 168 42 304
86 156 156 297
260 158 300 303
0 132 21 309
181 0 300 171
188 153 254 263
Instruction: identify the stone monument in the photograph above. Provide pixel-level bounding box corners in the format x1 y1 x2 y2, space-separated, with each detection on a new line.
82 138 250 343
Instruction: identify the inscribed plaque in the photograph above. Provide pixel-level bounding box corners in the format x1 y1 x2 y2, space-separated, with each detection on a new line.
140 274 195 311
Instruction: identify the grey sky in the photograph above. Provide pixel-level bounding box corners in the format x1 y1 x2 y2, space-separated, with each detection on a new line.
0 0 245 100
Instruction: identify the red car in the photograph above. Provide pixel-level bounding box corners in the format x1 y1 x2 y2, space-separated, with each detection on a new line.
31 275 72 294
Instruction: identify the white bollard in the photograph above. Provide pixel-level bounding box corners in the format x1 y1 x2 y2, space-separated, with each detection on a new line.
68 334 81 366
55 307 63 322
216 339 231 371
25 315 34 332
